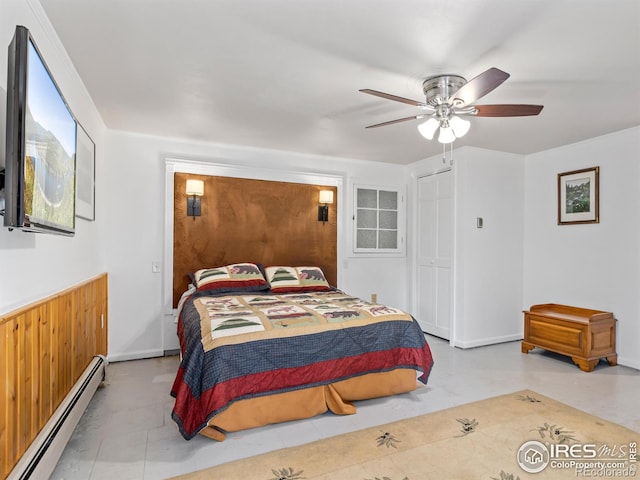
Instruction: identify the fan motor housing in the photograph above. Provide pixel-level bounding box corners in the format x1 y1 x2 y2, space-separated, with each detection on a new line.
422 75 467 106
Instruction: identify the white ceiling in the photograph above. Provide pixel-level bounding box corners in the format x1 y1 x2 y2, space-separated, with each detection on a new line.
39 0 640 164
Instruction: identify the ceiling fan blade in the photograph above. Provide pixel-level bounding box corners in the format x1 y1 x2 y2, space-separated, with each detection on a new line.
365 114 429 128
360 89 430 108
471 104 544 117
449 67 510 106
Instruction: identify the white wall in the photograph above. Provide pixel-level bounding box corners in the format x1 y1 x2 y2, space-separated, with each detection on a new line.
104 130 408 360
0 0 106 315
0 0 409 361
4 0 638 368
454 147 525 347
408 132 640 369
523 127 640 369
407 147 525 348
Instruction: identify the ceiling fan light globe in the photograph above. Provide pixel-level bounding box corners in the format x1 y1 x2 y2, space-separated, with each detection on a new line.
438 126 456 144
450 116 471 138
418 118 439 140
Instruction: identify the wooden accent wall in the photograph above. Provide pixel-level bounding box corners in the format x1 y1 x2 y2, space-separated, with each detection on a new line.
173 174 337 306
0 273 108 478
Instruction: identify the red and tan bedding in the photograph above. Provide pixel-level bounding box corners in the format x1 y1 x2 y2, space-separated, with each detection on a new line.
170 264 434 440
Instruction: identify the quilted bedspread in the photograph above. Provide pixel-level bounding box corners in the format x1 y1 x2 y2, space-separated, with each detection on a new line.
171 290 434 439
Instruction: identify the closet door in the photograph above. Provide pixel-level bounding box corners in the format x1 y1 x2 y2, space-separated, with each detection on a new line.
416 170 453 339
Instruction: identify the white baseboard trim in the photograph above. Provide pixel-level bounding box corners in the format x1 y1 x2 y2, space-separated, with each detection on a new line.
453 333 523 349
7 356 106 480
107 349 164 363
617 356 640 371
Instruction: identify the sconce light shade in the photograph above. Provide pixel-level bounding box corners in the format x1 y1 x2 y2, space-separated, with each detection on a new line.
319 190 334 205
186 179 204 196
186 179 204 218
318 190 334 222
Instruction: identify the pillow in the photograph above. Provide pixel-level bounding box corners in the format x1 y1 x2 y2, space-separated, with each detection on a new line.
265 266 331 293
192 263 269 295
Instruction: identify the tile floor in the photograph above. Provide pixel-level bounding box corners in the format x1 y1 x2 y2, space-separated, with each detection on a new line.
52 336 640 479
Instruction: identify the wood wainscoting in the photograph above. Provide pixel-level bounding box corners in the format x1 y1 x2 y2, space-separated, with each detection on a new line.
0 273 108 478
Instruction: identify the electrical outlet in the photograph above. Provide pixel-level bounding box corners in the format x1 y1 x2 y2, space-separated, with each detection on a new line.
371 293 377 303
152 261 161 273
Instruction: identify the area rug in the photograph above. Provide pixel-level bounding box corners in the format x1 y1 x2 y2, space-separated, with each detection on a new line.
171 390 638 480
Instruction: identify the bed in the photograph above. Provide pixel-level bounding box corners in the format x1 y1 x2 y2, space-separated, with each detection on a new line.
170 263 434 441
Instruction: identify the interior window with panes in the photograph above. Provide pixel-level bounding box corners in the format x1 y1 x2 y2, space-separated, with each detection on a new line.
353 185 404 254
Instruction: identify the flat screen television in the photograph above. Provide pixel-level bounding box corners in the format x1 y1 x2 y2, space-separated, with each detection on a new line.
2 25 77 236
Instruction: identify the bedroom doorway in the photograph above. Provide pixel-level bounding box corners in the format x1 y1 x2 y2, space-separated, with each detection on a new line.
416 170 453 339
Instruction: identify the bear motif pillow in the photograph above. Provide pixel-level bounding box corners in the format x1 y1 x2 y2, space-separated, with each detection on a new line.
193 263 269 294
265 266 331 293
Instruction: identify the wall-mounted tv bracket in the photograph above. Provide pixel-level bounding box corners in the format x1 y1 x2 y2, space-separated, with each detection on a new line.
0 168 5 217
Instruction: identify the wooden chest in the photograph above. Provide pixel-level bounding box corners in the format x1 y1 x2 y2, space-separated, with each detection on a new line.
522 304 617 372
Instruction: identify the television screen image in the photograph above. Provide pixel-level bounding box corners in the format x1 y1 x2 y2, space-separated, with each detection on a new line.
4 25 77 236
24 40 76 229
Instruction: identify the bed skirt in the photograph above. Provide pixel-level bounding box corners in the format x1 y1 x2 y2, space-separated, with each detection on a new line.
199 369 417 440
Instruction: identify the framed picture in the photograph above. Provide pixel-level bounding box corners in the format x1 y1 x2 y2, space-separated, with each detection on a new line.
75 123 95 221
557 166 599 225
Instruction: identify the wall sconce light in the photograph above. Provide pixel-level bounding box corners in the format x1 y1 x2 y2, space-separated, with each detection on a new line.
318 190 334 223
186 179 204 219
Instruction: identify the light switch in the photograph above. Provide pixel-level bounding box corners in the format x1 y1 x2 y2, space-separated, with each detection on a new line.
476 217 483 228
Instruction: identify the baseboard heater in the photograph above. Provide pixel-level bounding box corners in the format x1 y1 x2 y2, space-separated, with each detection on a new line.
8 355 107 480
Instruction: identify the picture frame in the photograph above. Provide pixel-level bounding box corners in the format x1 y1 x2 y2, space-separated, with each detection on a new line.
75 123 95 221
557 166 599 225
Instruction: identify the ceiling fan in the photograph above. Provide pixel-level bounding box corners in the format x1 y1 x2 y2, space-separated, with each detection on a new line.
360 67 543 144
